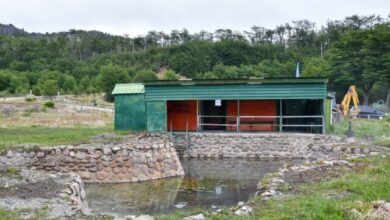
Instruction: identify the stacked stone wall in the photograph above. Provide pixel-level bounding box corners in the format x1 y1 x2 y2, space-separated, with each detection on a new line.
0 135 184 183
183 133 378 158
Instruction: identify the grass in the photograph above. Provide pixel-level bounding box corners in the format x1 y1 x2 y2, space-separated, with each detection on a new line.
330 117 390 147
0 205 50 220
157 153 390 220
0 126 113 149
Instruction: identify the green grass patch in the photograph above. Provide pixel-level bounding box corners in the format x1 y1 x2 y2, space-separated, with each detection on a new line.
0 208 19 220
158 153 390 220
0 126 112 148
331 118 390 145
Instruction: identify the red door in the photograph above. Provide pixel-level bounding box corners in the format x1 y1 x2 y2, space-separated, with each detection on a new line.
226 100 277 131
167 101 197 131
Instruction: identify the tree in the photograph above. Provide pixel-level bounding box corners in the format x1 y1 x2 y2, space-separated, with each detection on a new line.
302 57 330 77
39 79 58 97
163 69 179 80
0 70 12 91
364 23 390 107
328 28 382 105
62 75 77 93
98 64 130 101
132 70 158 82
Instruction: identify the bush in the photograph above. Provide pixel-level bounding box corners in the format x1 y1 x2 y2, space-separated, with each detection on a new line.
384 115 390 122
43 101 55 108
25 96 36 102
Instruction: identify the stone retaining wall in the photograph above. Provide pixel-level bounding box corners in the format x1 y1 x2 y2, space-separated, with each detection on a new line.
0 135 184 183
183 133 378 158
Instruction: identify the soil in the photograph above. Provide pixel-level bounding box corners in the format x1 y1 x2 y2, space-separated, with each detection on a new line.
0 169 79 219
0 179 63 199
282 163 367 192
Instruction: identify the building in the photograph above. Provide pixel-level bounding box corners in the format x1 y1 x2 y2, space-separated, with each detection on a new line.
112 78 331 133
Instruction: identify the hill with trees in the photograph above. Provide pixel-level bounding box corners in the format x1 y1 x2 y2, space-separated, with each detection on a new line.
0 14 389 105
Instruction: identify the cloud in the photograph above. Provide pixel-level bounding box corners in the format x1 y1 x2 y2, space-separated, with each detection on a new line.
0 0 388 36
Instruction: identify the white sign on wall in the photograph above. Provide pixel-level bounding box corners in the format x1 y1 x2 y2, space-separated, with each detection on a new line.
215 99 221 106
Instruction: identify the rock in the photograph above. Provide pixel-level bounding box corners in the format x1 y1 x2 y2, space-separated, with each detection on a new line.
333 146 341 152
184 213 205 220
6 151 13 158
121 149 129 157
361 200 390 220
96 171 108 180
234 205 253 216
103 147 111 155
350 209 362 219
75 152 86 160
37 152 45 158
261 191 272 197
80 188 86 200
69 152 75 157
78 171 90 180
237 201 245 207
173 202 187 209
111 146 121 152
130 215 155 220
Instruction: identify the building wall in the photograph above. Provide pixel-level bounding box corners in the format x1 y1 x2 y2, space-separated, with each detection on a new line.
146 101 167 132
115 94 146 131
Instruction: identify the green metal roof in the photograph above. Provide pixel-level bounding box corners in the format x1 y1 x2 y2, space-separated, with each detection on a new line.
144 78 328 101
144 78 328 86
112 83 145 95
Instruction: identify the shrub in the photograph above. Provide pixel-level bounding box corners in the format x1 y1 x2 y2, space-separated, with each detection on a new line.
25 96 36 102
43 101 55 108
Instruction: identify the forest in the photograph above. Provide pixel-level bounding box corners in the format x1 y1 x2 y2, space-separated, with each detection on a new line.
0 14 389 105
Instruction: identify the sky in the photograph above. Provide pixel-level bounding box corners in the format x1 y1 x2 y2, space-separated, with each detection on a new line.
0 0 389 37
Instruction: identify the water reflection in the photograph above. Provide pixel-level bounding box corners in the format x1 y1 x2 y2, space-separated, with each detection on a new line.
85 158 301 217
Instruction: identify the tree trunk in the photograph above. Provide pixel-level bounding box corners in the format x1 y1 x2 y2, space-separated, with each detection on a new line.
386 90 390 109
363 92 369 106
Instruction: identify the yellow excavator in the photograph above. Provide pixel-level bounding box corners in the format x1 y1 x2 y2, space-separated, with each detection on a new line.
341 85 360 116
340 85 360 137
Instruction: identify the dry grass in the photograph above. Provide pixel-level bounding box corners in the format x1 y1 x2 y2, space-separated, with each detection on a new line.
0 99 113 128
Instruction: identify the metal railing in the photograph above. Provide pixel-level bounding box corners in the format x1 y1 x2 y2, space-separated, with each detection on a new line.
197 115 325 134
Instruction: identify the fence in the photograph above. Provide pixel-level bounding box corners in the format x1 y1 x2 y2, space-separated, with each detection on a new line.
196 115 325 134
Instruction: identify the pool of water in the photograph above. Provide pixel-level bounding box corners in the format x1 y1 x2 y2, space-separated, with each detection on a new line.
85 158 301 217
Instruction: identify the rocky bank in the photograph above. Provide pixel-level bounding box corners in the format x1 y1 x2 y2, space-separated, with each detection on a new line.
0 134 184 183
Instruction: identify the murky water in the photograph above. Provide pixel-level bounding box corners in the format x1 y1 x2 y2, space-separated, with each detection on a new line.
85 158 301 217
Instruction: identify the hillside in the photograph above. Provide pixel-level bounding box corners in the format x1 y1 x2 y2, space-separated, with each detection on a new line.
0 15 389 105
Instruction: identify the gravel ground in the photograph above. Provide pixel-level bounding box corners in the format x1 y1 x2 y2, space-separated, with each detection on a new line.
0 169 80 219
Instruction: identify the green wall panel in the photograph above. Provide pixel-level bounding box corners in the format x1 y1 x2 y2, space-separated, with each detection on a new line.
324 98 332 133
146 101 166 132
145 83 327 101
114 94 146 131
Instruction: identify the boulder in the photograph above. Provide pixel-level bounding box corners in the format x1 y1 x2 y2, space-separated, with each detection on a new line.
184 213 206 220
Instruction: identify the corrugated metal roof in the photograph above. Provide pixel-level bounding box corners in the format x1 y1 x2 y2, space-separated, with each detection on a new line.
144 78 328 86
112 83 145 95
145 83 327 101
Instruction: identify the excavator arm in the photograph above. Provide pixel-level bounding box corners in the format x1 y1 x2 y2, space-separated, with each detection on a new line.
341 85 360 116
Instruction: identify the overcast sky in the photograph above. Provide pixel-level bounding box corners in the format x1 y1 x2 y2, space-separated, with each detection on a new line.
0 0 389 37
